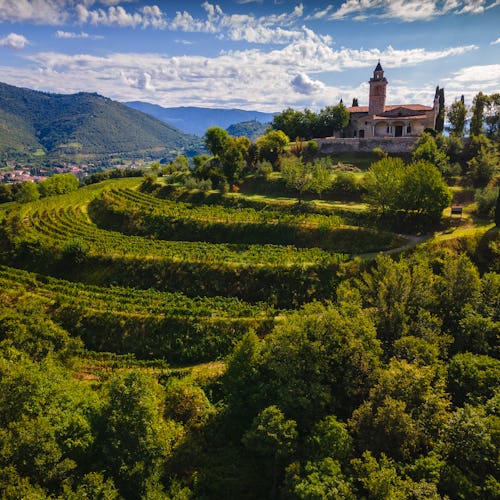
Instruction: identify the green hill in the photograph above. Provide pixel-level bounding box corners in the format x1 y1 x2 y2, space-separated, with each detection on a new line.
226 120 269 140
0 82 201 157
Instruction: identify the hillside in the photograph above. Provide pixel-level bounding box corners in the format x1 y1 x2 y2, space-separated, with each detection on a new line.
0 173 498 499
0 82 200 157
226 120 269 140
125 101 276 136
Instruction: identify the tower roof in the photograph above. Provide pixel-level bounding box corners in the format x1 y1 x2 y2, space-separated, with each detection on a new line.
374 61 383 72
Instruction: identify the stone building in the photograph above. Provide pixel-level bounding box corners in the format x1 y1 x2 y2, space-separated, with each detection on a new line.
342 62 440 139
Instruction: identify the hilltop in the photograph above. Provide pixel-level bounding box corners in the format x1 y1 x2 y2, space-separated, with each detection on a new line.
0 82 201 158
125 101 275 136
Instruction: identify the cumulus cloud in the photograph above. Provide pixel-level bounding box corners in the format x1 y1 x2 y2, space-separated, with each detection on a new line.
490 37 500 44
0 0 71 24
0 36 476 113
444 64 500 87
329 0 499 21
170 2 307 44
76 4 167 29
291 72 325 94
0 32 29 49
55 30 103 40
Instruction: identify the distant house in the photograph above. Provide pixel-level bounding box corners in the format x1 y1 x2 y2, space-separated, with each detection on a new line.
342 62 439 139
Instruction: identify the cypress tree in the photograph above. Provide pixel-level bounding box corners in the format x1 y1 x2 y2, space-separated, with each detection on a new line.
435 87 445 134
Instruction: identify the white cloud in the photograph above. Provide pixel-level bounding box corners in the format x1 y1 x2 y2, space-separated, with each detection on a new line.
0 37 475 113
170 2 306 44
329 0 499 21
491 37 500 44
291 72 325 94
441 64 500 103
0 32 29 49
55 30 103 40
0 0 70 24
444 64 500 89
305 5 334 20
76 4 167 29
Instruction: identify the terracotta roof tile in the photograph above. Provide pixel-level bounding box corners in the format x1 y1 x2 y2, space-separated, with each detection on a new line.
347 104 432 113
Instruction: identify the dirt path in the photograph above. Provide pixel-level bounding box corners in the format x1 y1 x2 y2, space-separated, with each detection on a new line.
357 232 434 259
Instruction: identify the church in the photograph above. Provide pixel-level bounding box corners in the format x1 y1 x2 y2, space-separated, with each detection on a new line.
342 62 440 139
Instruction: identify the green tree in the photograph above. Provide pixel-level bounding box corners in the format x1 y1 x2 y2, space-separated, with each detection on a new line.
412 133 450 176
38 174 79 198
447 96 468 137
435 87 445 134
315 104 350 138
466 142 498 187
272 108 308 140
349 359 450 462
261 301 381 424
436 252 482 338
484 92 500 141
363 157 405 216
222 330 264 427
164 376 214 429
13 181 40 203
243 405 298 498
290 458 355 500
0 184 13 203
398 160 452 224
256 130 289 168
204 126 229 157
221 136 246 184
0 305 82 362
470 92 489 136
495 189 500 226
96 371 179 499
310 160 333 198
351 451 407 500
0 357 96 493
280 156 314 201
447 353 500 406
444 133 464 171
440 405 498 499
307 415 352 462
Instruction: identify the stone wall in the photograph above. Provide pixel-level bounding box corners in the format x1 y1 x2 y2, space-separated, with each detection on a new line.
317 137 418 154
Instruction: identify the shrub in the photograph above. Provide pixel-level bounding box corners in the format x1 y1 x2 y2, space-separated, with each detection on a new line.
475 187 499 219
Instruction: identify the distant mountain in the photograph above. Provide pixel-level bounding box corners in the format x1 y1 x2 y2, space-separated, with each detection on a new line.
0 82 201 157
125 101 276 137
226 120 270 140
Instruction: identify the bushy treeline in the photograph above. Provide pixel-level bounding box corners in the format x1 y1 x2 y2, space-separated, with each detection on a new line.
0 245 498 499
271 104 350 140
0 173 79 203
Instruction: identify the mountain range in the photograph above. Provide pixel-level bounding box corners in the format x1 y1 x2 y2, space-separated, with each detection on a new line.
125 101 276 137
0 82 200 158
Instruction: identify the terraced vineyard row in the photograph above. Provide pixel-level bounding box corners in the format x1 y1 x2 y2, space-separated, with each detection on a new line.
100 186 346 227
7 181 346 266
0 264 276 362
92 186 399 252
0 178 408 305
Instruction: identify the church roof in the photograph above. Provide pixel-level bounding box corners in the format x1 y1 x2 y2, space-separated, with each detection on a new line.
347 104 433 114
374 61 383 72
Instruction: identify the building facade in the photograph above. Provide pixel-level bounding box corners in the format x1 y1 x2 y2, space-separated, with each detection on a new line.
342 62 440 139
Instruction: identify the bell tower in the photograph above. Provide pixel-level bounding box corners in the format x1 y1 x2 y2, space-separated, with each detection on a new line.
368 61 387 116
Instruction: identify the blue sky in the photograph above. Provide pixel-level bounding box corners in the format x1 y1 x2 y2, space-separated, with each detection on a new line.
0 1 499 112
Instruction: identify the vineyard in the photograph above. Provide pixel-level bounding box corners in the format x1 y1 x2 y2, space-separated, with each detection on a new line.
1 174 499 500
0 176 407 362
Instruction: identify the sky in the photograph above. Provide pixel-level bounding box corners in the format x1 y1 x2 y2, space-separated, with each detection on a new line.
0 0 499 112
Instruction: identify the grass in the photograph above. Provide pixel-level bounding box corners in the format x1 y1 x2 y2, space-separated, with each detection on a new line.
326 151 379 170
